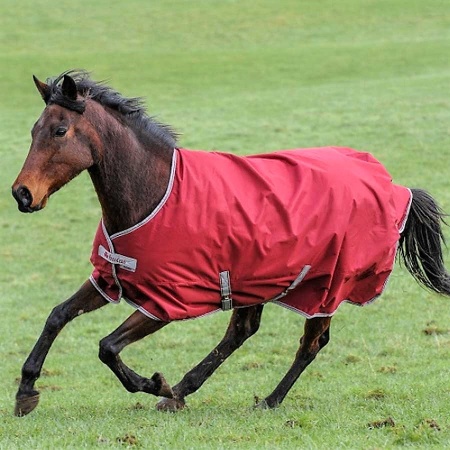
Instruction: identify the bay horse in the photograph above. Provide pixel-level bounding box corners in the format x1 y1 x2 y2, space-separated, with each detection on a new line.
11 71 450 417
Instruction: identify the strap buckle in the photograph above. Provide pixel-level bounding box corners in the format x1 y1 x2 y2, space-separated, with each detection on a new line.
219 270 233 311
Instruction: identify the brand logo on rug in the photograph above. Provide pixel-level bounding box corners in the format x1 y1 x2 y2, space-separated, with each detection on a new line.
98 245 137 272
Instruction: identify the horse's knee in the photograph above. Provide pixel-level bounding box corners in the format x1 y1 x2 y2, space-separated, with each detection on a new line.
45 298 87 335
44 304 67 334
98 336 116 364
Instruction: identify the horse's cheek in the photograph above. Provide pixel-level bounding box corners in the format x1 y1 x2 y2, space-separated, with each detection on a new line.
76 124 103 165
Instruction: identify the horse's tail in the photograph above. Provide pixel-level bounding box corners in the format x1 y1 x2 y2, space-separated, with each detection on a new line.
398 188 450 295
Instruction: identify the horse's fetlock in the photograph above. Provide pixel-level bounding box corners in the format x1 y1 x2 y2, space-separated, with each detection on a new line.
151 372 173 398
21 365 39 382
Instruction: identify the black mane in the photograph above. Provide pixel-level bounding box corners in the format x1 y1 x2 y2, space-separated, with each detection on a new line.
46 70 177 148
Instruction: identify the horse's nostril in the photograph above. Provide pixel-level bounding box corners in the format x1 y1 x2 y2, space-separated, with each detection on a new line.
18 186 32 207
12 185 33 210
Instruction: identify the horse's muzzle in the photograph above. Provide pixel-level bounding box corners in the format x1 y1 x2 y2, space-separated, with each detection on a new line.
12 185 39 213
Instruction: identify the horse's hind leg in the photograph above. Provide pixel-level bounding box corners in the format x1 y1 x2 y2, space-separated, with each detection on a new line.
256 316 331 409
157 304 264 412
98 311 173 398
15 280 108 416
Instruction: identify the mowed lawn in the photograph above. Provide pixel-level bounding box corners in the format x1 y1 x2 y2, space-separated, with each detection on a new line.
1 0 449 448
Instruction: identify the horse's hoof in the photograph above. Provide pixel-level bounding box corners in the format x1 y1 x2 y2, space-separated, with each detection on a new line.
254 399 270 410
156 397 186 412
15 392 40 417
151 372 173 398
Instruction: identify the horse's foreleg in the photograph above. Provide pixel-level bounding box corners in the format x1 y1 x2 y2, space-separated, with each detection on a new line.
256 316 331 409
98 311 172 398
157 304 264 412
15 280 107 416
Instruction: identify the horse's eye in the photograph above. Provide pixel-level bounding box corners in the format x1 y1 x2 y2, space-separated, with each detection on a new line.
55 127 68 137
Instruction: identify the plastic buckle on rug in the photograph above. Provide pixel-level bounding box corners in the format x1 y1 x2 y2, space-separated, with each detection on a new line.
219 270 233 311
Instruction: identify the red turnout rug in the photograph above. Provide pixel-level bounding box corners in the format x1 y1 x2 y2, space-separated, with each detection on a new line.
90 147 411 321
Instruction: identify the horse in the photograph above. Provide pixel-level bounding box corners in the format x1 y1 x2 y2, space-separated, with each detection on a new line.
11 70 450 417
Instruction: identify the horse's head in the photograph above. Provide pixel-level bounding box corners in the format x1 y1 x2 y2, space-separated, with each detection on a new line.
12 74 100 213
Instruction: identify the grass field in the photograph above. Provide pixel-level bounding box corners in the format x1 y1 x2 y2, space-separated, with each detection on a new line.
1 0 450 448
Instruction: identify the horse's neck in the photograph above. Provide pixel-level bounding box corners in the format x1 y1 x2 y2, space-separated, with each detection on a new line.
88 110 173 234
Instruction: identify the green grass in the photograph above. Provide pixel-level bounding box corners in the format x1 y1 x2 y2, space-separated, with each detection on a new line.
1 0 450 448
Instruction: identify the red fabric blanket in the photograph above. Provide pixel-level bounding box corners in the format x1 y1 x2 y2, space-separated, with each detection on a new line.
90 147 412 321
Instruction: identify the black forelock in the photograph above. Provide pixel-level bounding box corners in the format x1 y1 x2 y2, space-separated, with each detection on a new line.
46 70 88 113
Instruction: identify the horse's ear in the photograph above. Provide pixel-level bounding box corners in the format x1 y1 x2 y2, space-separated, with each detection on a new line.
61 74 78 101
33 75 51 103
